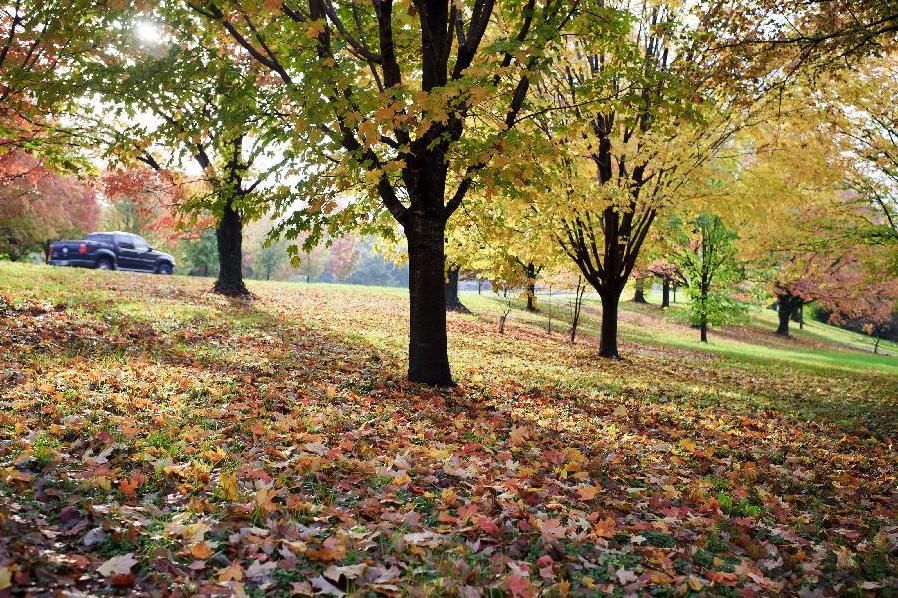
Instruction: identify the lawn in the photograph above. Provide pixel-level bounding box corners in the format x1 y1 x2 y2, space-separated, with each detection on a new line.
1 262 896 596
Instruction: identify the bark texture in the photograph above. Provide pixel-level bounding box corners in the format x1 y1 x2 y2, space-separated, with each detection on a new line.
213 200 249 297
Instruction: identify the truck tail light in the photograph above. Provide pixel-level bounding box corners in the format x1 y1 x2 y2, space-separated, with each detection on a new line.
79 243 88 255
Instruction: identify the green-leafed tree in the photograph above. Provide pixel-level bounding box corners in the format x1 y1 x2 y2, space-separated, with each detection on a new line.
665 214 745 342
56 7 298 296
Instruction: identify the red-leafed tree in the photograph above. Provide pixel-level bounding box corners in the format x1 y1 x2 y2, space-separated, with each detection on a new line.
0 150 99 260
101 168 184 239
326 236 359 282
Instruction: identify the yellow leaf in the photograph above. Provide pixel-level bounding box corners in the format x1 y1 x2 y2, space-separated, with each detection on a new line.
190 541 214 560
307 20 325 38
679 439 697 453
0 565 11 590
218 563 244 583
219 472 239 500
836 546 856 569
255 486 278 513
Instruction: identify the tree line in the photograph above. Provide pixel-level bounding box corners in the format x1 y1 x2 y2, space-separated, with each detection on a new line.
1 0 897 385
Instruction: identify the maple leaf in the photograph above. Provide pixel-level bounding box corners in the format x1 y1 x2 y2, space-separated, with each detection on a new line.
506 574 534 598
577 485 601 501
0 566 11 591
508 426 530 445
254 486 277 513
189 541 214 560
311 575 345 597
97 553 137 586
219 471 239 500
218 563 244 583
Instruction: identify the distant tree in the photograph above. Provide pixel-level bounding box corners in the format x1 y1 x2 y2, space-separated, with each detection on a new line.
327 236 359 282
0 150 99 260
254 241 288 281
668 214 745 342
180 229 219 277
294 241 327 284
102 169 168 234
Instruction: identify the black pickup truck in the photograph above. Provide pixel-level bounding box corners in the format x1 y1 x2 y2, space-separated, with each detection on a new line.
48 232 176 274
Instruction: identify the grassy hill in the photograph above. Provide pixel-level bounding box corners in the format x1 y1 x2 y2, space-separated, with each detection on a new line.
1 262 896 596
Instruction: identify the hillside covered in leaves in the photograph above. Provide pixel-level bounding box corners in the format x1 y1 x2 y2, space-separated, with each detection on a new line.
1 263 896 596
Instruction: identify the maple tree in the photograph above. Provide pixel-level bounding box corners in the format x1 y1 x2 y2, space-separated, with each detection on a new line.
56 6 296 297
0 150 99 260
191 0 601 385
0 1 97 169
537 2 749 358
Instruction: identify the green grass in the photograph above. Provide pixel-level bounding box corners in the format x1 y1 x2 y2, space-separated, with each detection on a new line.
465 286 898 376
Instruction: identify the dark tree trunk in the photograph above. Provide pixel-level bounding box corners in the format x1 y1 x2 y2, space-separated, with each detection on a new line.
445 264 465 312
776 294 803 336
661 278 670 308
214 200 249 297
599 291 621 357
633 278 647 303
700 315 708 342
525 262 538 312
43 240 51 263
405 210 453 386
673 284 678 303
477 279 482 294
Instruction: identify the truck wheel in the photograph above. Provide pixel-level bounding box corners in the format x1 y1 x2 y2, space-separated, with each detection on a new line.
157 263 173 275
96 258 113 271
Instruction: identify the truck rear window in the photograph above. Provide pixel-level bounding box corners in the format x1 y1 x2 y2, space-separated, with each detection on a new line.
87 234 112 243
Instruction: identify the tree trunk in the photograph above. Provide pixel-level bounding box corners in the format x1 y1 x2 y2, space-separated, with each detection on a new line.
700 315 708 342
633 278 647 304
477 279 482 295
776 294 802 336
525 262 537 312
661 278 670 308
445 265 465 312
673 284 678 303
599 291 621 357
214 200 249 297
405 211 453 386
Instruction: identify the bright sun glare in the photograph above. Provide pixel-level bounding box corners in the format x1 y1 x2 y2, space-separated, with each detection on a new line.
134 21 161 43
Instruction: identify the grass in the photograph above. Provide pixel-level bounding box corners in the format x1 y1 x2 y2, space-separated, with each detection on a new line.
1 261 897 596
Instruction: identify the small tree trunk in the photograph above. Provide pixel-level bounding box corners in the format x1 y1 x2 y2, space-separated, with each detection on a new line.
672 284 678 303
633 278 647 304
214 199 249 297
798 304 804 329
445 265 465 312
306 274 311 283
776 295 800 336
874 335 881 354
700 315 708 342
525 262 538 312
661 278 670 308
405 210 453 386
477 279 482 295
43 240 51 263
570 279 585 344
599 290 621 357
